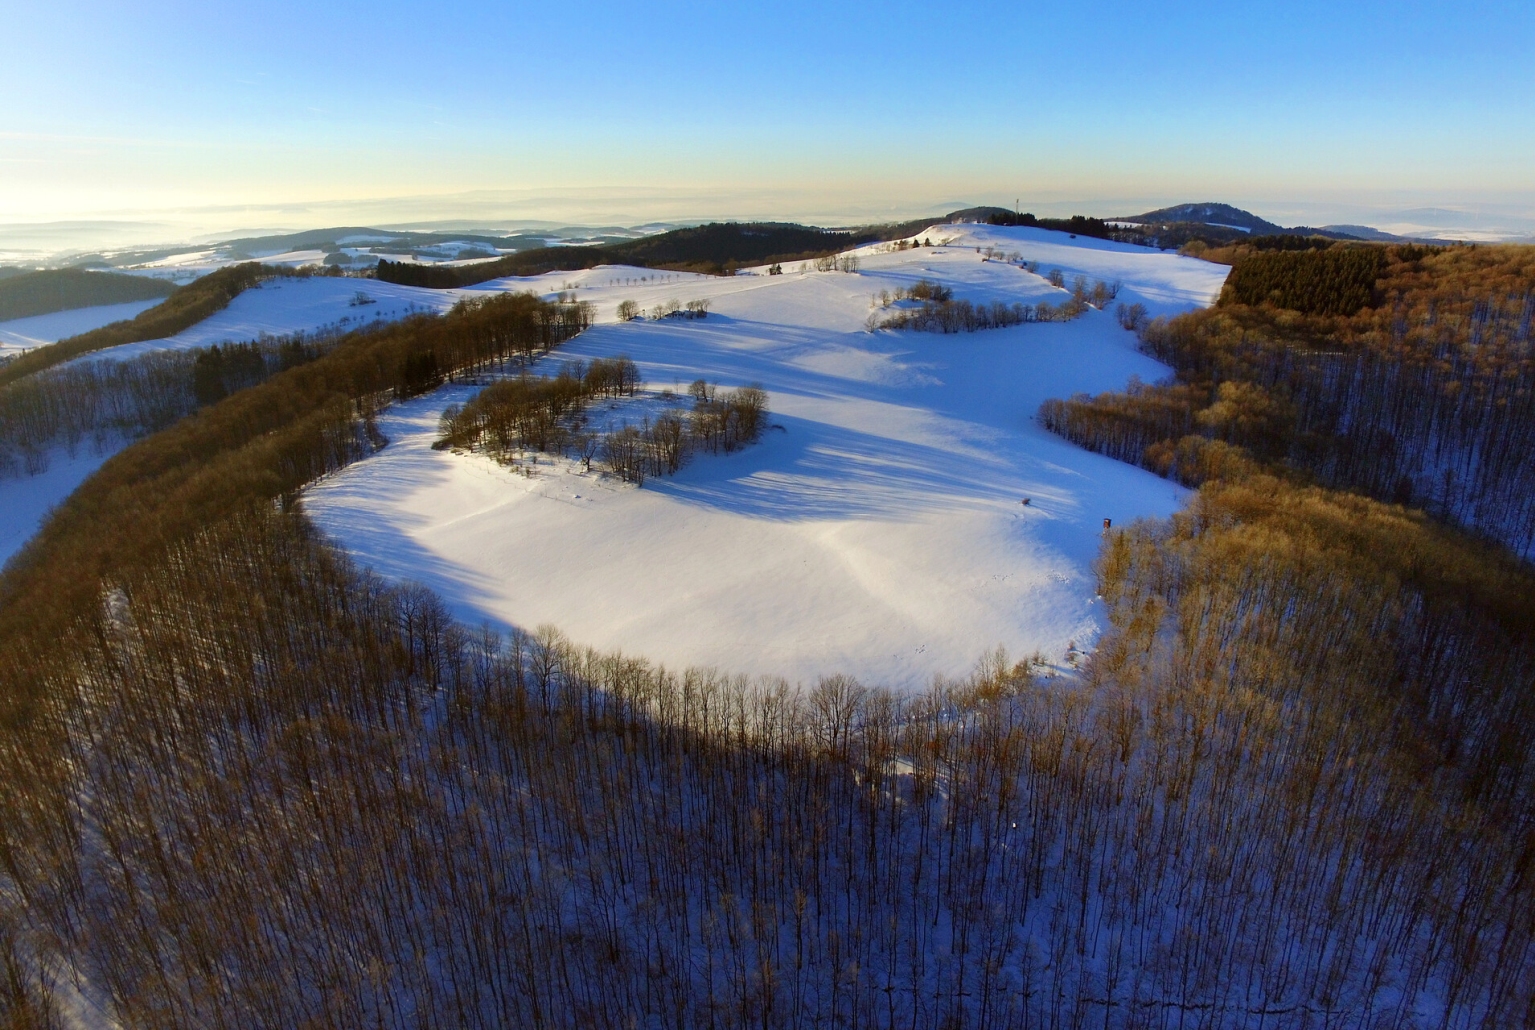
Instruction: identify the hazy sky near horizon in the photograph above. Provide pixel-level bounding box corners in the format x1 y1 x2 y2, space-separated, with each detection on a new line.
4 0 1534 232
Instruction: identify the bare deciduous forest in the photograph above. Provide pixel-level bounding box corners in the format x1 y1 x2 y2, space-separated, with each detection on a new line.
1040 244 1535 554
1 247 1532 1028
0 336 329 479
2 481 1531 1027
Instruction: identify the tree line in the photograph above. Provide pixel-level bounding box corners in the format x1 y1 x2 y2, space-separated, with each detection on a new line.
1040 243 1535 554
981 211 1131 242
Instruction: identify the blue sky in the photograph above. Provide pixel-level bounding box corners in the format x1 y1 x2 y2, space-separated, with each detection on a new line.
3 0 1533 233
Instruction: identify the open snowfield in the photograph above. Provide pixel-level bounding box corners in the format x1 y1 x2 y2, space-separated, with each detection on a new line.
306 224 1228 689
0 299 163 358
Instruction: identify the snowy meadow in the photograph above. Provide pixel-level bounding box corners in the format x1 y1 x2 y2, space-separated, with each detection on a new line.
305 224 1228 687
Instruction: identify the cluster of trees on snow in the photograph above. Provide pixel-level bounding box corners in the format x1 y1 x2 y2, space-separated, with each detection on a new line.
602 381 772 484
1040 244 1535 554
2 469 1532 1027
436 356 641 455
886 236 935 251
981 211 1126 241
813 252 862 272
616 297 718 322
875 274 1120 333
0 263 315 388
438 365 768 485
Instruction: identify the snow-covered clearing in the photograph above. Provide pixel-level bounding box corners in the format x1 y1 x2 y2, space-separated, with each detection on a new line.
306 224 1228 689
0 300 162 358
0 437 126 568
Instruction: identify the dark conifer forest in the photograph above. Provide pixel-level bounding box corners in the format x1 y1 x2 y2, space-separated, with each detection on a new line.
1 243 1533 1028
0 268 174 321
375 221 886 287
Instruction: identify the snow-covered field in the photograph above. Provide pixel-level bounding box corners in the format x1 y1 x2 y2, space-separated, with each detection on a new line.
79 275 479 362
116 247 336 282
0 299 162 358
306 224 1228 689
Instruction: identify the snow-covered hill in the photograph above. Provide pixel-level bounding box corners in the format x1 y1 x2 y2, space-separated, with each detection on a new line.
1 277 491 568
305 224 1228 688
0 299 163 358
77 275 478 363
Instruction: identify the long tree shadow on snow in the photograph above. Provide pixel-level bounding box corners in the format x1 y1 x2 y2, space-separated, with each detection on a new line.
647 409 1084 523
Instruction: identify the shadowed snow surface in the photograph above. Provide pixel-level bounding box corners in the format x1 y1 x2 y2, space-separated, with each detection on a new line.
306 224 1227 688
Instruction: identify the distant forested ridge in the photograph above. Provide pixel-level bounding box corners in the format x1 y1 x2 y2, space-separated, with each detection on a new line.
1121 202 1285 234
0 263 313 388
1040 242 1535 553
0 268 174 321
377 221 886 287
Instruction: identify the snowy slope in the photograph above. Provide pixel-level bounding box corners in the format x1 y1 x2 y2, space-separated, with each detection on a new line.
0 439 125 568
79 275 476 362
0 278 483 564
0 299 163 358
306 224 1228 689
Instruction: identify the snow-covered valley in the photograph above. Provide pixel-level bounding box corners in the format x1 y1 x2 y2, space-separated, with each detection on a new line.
305 225 1228 687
